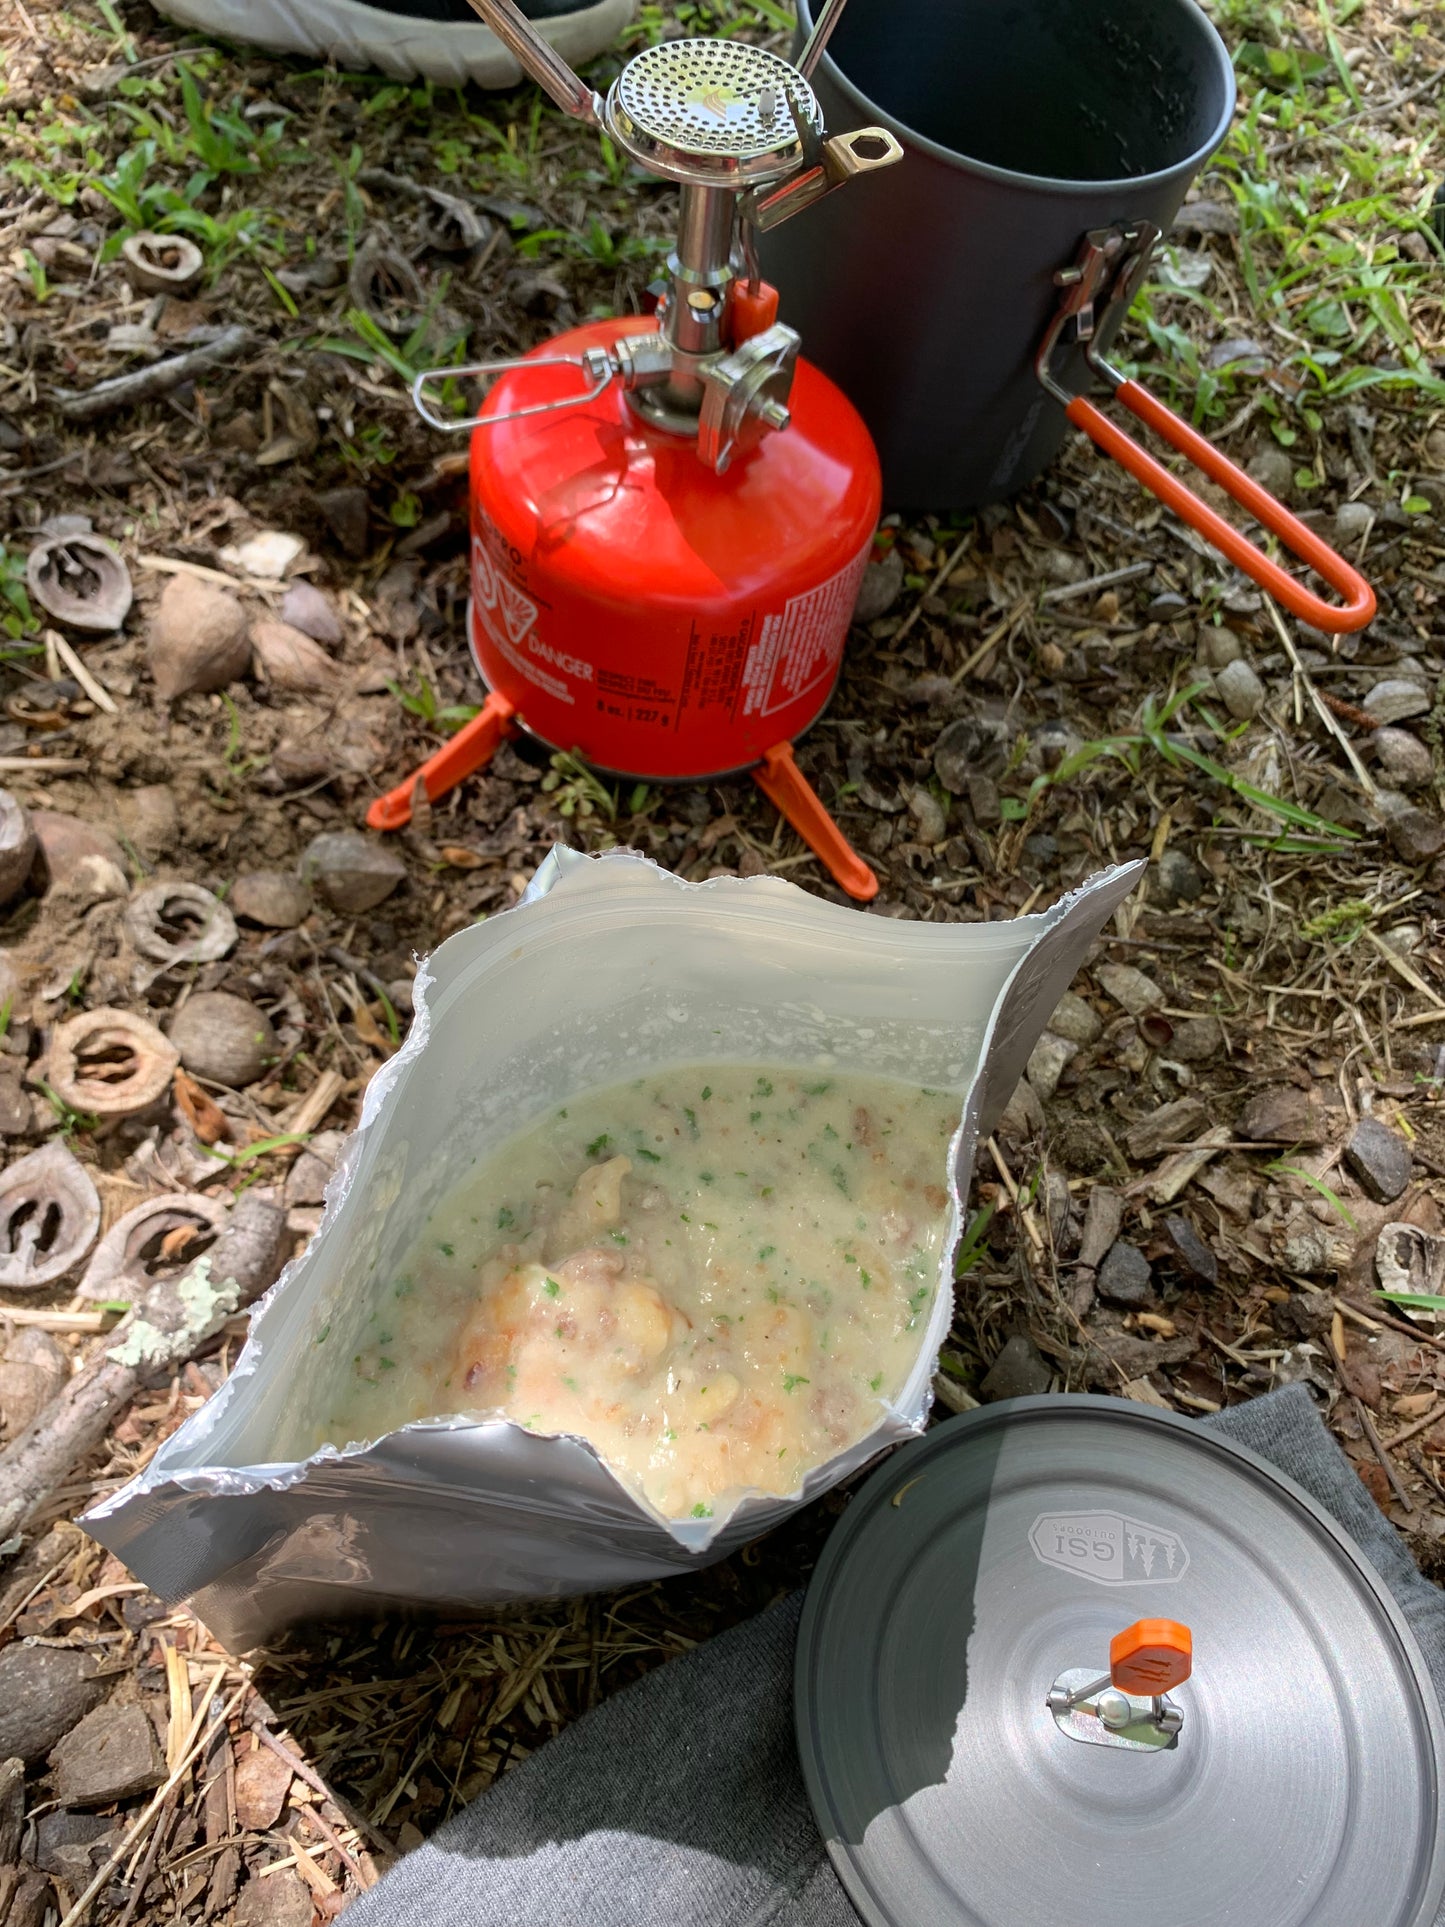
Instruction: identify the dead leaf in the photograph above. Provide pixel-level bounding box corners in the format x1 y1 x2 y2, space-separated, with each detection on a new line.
438 845 483 869
351 998 392 1056
45 1580 148 1621
234 1742 294 1830
1393 1390 1437 1419
175 1068 229 1145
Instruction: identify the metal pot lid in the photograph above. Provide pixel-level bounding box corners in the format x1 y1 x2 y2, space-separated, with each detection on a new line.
795 1395 1445 1927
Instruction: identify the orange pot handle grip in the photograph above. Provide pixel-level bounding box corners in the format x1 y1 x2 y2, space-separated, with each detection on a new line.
1066 380 1376 635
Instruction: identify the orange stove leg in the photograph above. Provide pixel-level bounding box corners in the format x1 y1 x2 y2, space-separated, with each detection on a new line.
753 741 879 904
366 690 518 832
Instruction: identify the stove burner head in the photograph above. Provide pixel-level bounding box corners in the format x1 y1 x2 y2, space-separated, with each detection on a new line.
609 40 824 186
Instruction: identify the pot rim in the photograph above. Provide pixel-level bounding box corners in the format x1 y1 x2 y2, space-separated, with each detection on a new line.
798 0 1238 198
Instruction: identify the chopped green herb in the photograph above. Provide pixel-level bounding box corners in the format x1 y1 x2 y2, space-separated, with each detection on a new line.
869 1371 884 1392
803 1080 831 1096
378 1357 397 1371
609 1229 629 1245
634 1146 661 1163
683 1107 699 1136
544 1276 561 1298
782 1374 810 1394
754 1077 773 1097
497 1206 515 1230
860 1269 871 1288
586 1132 611 1157
701 1085 712 1100
691 1502 713 1518
563 1375 579 1392
699 1170 715 1184
314 1322 331 1345
437 1242 454 1257
758 1245 776 1261
750 1110 762 1123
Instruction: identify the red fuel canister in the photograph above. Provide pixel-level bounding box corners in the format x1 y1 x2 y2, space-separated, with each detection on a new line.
367 4 902 901
466 314 879 784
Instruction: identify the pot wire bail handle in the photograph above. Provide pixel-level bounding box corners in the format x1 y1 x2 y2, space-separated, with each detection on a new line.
1038 225 1375 636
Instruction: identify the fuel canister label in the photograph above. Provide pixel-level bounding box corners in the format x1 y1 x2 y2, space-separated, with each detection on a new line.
1029 1511 1190 1587
740 540 871 720
471 533 583 706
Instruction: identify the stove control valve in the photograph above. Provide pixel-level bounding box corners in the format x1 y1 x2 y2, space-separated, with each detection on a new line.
1047 1618 1192 1754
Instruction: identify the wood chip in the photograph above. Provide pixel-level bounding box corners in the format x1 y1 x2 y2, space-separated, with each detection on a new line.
1134 1126 1232 1204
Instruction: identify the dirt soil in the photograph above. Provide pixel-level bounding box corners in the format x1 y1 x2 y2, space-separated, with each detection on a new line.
3 0 1445 1920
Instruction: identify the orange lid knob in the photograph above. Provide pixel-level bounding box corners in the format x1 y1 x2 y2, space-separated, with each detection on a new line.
1109 1618 1192 1696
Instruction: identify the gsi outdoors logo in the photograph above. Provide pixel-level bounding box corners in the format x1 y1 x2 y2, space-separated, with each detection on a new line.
1029 1512 1190 1587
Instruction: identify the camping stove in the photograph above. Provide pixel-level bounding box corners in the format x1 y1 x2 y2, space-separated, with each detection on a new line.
368 0 901 901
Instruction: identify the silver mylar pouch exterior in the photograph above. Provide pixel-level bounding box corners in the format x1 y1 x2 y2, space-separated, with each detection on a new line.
83 846 1142 1651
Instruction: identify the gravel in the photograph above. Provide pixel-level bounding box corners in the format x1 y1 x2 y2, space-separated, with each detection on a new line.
1386 807 1445 865
300 830 407 913
232 870 313 929
1025 1030 1078 1101
30 811 125 888
1371 727 1433 789
1046 990 1103 1046
48 1703 164 1806
1215 657 1266 720
280 580 345 646
1155 847 1205 903
979 1333 1052 1401
1095 964 1164 1016
1237 1085 1326 1144
1097 1239 1154 1307
0 1647 108 1763
1344 1115 1412 1203
1163 1213 1219 1286
1363 678 1432 725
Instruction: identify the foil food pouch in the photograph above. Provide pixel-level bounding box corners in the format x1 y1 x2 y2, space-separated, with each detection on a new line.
85 847 1141 1649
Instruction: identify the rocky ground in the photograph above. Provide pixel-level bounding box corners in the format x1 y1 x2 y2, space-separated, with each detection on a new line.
2 0 1445 1921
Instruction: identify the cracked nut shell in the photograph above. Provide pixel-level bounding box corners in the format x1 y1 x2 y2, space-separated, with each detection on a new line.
47 1006 180 1118
0 1140 102 1289
124 881 237 967
78 1191 229 1303
25 534 133 634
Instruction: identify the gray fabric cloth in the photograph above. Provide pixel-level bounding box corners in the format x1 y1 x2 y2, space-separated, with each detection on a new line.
346 1385 1444 1926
